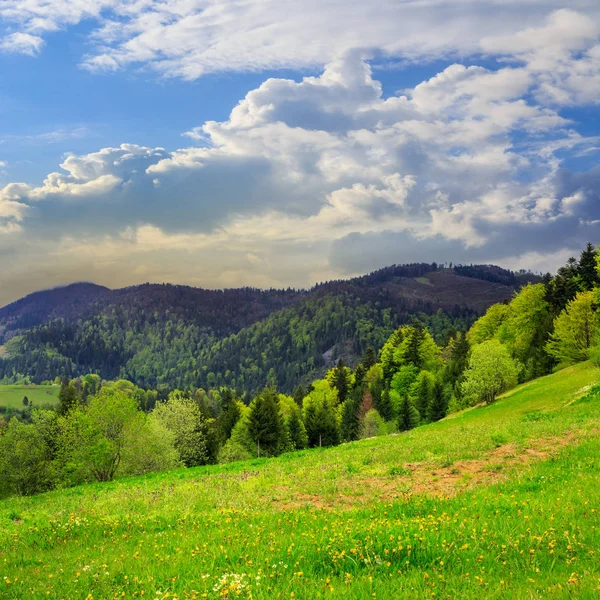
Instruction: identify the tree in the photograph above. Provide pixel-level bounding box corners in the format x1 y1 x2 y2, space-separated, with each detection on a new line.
377 387 393 422
119 414 180 476
426 379 448 422
286 410 308 450
22 396 29 407
403 322 426 369
329 359 352 404
247 388 283 457
410 370 434 421
293 385 305 406
546 291 600 367
58 380 79 416
152 393 213 467
397 395 420 432
314 400 339 447
361 346 377 370
0 417 55 497
503 283 552 379
62 391 144 483
359 409 385 439
340 398 360 442
578 243 600 291
217 394 241 444
461 340 520 405
468 303 509 345
302 380 340 448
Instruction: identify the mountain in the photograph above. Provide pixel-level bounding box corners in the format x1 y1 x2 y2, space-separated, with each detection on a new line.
0 263 532 392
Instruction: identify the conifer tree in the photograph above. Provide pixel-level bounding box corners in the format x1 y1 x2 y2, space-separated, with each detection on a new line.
330 358 351 404
315 400 340 447
292 385 305 406
303 402 320 447
427 379 448 422
578 243 600 291
247 389 283 457
377 387 393 422
361 346 377 369
404 323 425 369
286 410 308 450
340 398 360 442
397 395 420 431
412 371 434 421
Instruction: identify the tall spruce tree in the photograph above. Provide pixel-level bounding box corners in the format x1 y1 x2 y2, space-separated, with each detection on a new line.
578 243 600 291
427 379 448 422
404 323 425 369
340 398 360 442
303 402 320 448
361 346 377 369
315 400 340 447
331 358 351 404
397 395 420 431
286 410 308 450
377 387 393 422
247 389 283 457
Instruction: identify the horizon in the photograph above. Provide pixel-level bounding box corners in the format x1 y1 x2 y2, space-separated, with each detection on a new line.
0 2 599 306
0 258 550 309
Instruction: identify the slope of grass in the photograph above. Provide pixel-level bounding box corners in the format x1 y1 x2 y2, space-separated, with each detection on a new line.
1 363 600 599
0 384 59 409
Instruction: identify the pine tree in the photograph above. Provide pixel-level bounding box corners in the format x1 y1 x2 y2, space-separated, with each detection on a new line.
377 387 393 421
578 242 600 291
315 400 340 447
292 385 305 406
427 379 448 422
247 389 283 457
361 346 377 369
287 410 308 449
413 371 434 421
340 398 360 442
303 402 320 447
58 380 79 416
217 390 241 443
397 395 420 431
404 323 425 369
331 358 350 403
353 364 366 389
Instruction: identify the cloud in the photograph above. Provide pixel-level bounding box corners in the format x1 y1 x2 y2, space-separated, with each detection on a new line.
0 32 44 55
0 11 599 305
0 1 598 77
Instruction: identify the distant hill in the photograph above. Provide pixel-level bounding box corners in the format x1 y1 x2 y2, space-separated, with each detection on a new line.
0 263 532 391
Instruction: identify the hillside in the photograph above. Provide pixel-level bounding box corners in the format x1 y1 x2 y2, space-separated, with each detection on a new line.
0 263 520 391
1 361 599 599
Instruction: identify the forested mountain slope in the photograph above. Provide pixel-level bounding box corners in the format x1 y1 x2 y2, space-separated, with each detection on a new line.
0 263 521 391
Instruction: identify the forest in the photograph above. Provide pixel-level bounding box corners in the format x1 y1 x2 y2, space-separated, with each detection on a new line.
1 243 598 499
0 262 514 392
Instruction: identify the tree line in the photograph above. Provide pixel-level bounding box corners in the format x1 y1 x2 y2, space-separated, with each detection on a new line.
1 243 598 499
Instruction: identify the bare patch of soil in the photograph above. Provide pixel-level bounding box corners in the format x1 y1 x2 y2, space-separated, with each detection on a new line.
272 429 596 511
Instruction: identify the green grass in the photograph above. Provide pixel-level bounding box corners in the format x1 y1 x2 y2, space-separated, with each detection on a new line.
0 384 59 409
415 277 434 286
1 363 600 599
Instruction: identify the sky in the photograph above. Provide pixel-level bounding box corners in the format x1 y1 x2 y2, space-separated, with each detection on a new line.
0 1 600 306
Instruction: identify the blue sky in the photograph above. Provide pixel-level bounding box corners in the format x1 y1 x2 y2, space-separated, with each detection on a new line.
0 1 599 305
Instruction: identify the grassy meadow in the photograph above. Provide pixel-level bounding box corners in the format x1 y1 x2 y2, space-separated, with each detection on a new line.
1 362 600 598
0 384 59 409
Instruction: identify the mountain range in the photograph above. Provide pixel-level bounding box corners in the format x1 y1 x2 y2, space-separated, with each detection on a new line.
0 263 537 392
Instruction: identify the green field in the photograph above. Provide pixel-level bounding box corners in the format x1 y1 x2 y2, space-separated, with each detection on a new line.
1 363 600 598
0 384 59 409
